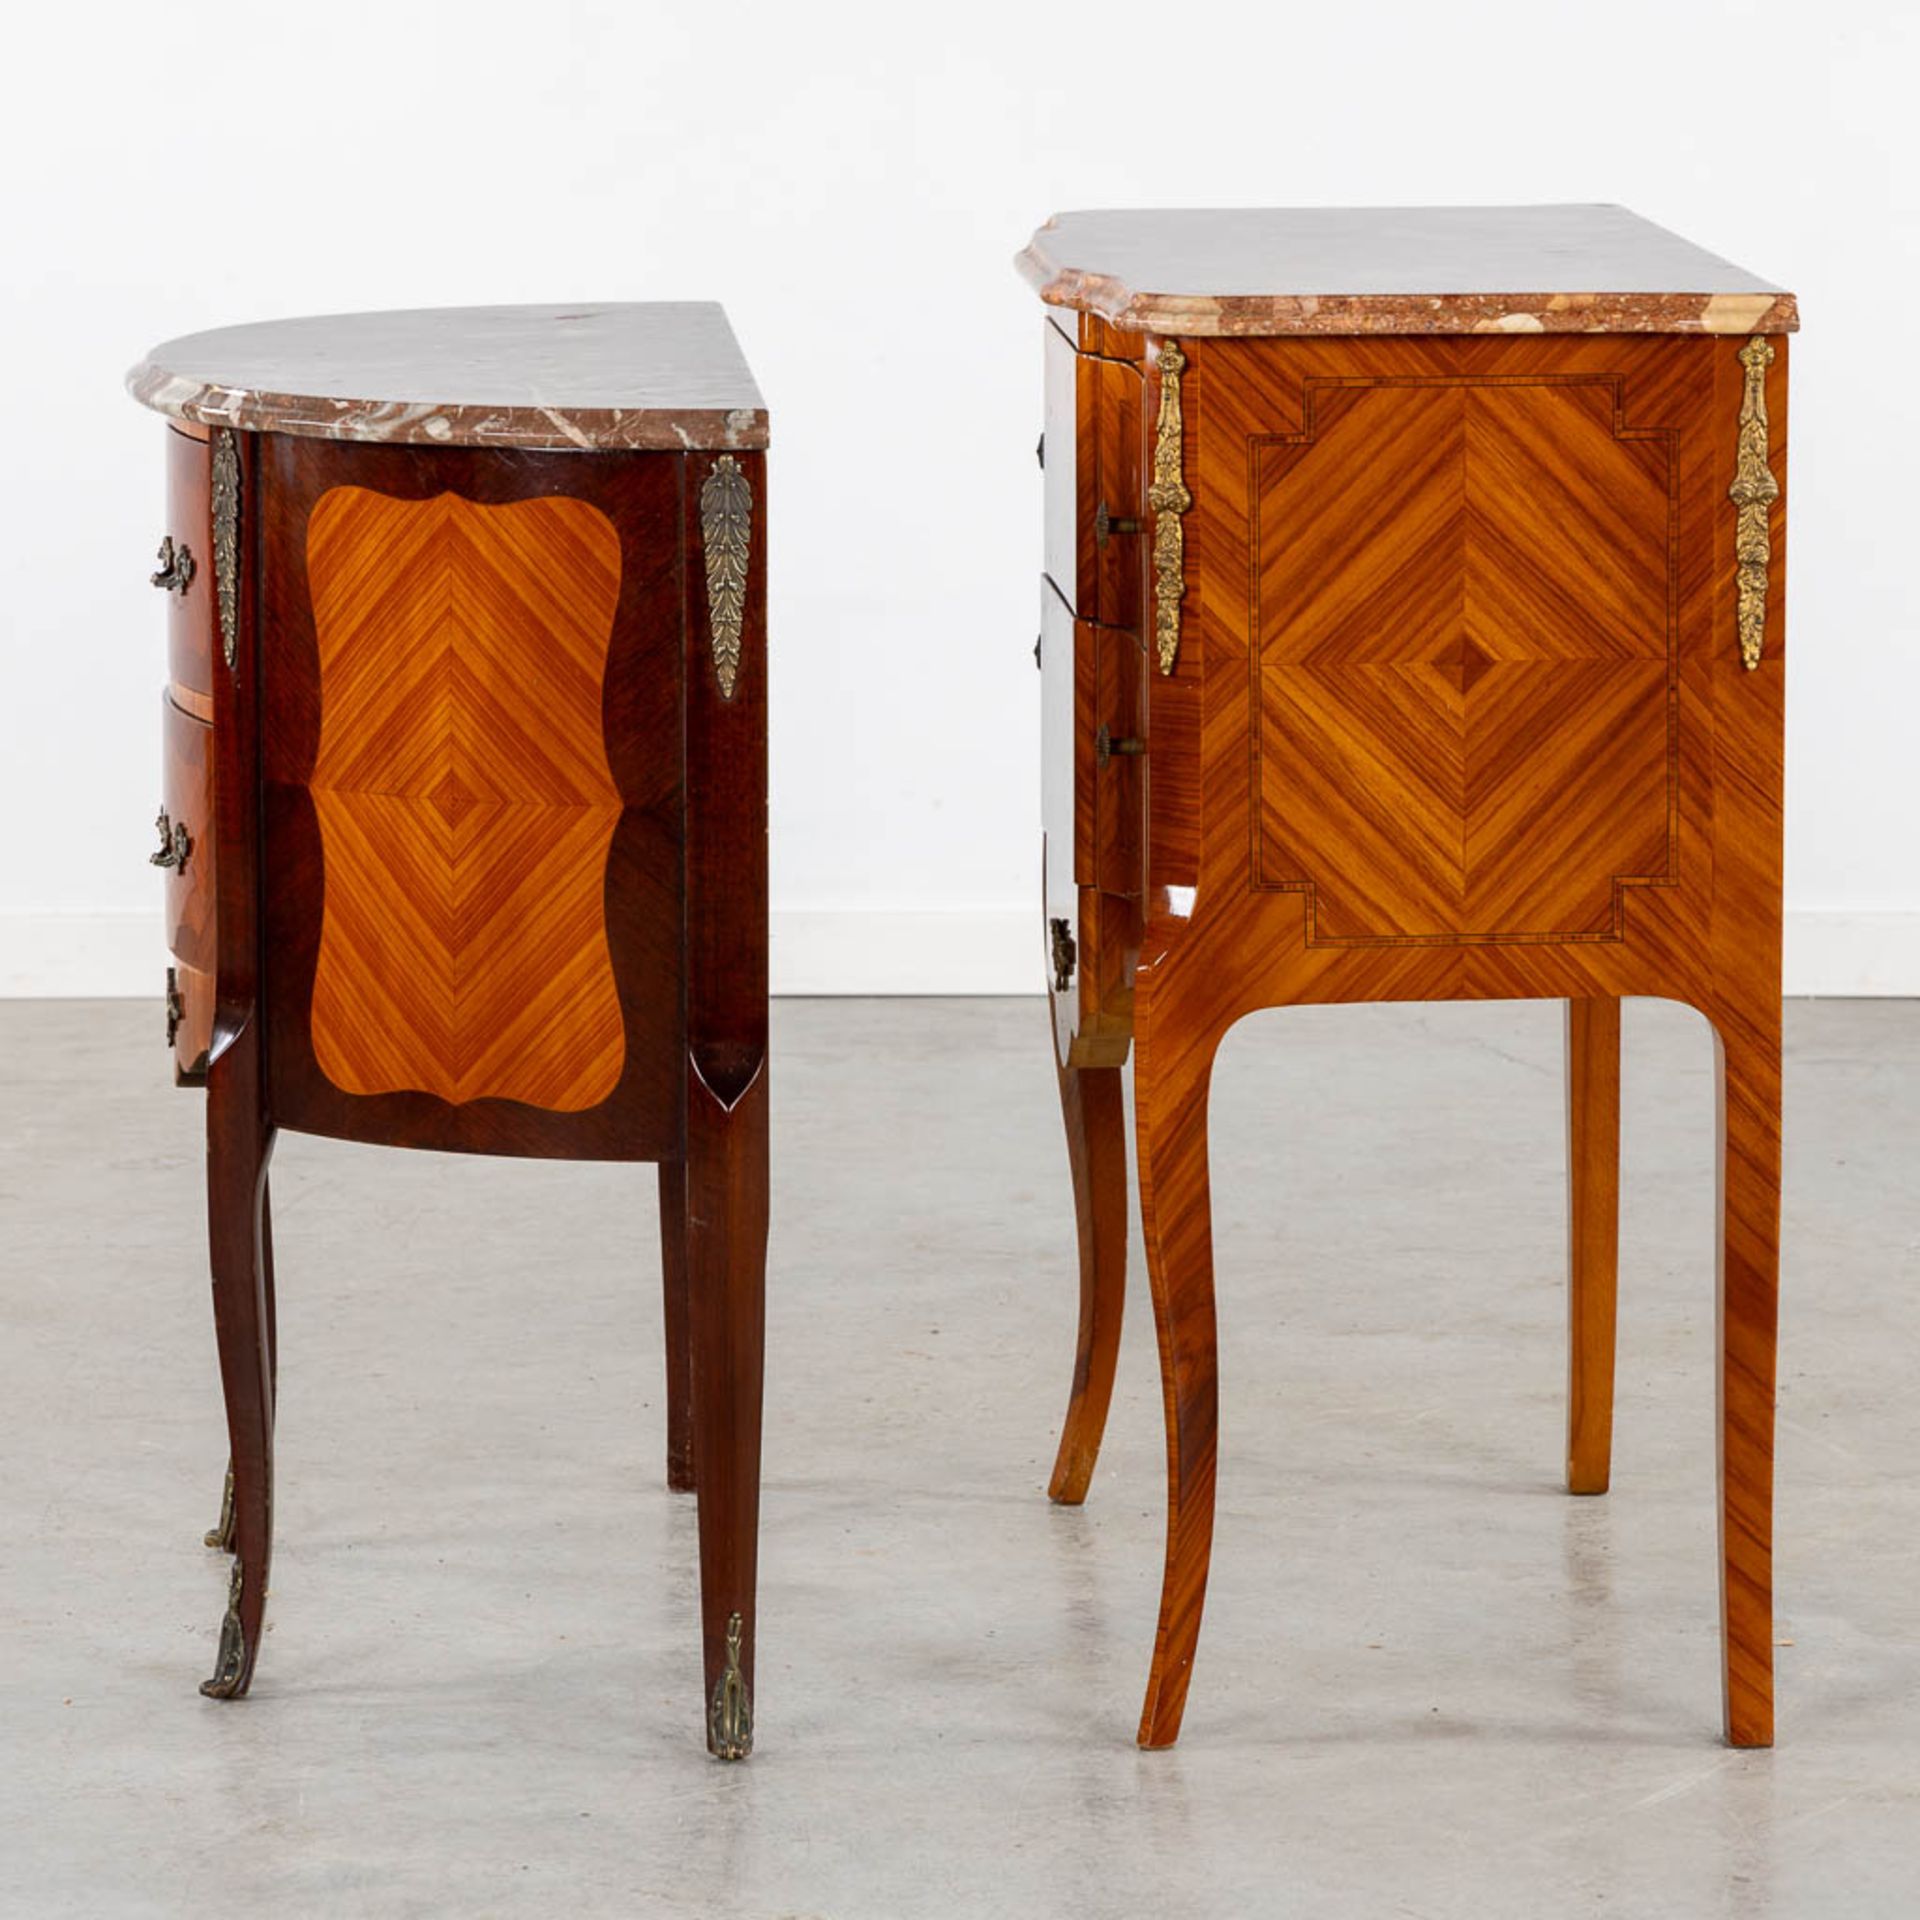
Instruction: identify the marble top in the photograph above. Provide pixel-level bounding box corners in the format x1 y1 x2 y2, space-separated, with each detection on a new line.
127 303 767 451
1018 206 1798 337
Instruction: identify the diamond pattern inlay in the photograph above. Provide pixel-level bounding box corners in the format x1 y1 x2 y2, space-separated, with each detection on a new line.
304 486 628 1110
1253 376 1677 943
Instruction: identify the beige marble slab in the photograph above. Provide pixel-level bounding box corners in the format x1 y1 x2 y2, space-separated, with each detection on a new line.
1018 206 1797 337
127 303 768 451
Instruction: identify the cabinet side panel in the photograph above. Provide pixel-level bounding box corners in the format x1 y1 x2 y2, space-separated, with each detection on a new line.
1170 333 1742 1020
260 437 685 1160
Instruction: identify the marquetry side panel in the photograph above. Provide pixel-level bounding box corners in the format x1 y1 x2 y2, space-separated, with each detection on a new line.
1143 331 1744 1032
1248 358 1683 943
260 435 686 1161
302 487 626 1111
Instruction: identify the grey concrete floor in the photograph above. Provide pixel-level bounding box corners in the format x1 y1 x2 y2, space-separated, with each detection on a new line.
2 996 1918 1918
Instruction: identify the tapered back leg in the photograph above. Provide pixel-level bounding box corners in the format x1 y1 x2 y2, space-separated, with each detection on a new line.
1566 997 1622 1495
658 1160 695 1494
1714 1008 1781 1747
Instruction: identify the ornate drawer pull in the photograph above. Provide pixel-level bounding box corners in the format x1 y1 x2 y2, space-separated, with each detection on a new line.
1095 725 1146 767
1048 916 1077 994
1095 501 1142 547
150 808 192 874
151 536 196 596
164 966 184 1048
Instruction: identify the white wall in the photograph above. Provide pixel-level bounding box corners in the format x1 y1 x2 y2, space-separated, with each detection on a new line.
1 0 1914 996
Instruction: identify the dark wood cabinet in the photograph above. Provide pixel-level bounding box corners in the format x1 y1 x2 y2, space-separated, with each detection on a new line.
1021 206 1796 1749
129 303 770 1759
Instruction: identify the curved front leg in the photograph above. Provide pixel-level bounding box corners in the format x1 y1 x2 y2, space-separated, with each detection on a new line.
200 1025 276 1699
1047 1057 1128 1505
1133 1008 1224 1749
204 1173 277 1553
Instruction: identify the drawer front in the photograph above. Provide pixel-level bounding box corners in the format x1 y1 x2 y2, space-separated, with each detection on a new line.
163 425 216 707
1088 355 1144 632
1041 578 1137 1068
166 960 213 1084
1042 316 1086 612
1042 323 1145 630
159 692 214 971
1041 577 1080 956
1092 623 1143 898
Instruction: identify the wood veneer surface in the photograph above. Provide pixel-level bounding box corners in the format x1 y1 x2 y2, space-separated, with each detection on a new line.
164 427 214 700
302 485 627 1112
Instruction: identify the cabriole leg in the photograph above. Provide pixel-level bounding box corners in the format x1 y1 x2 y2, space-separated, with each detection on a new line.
1134 1012 1223 1750
1048 1057 1128 1505
200 1034 276 1700
205 1173 277 1551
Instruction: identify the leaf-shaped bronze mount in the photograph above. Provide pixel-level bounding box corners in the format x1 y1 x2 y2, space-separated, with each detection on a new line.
700 456 752 699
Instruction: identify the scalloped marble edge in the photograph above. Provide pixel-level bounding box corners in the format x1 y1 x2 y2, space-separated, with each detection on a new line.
1015 243 1799 339
124 363 769 453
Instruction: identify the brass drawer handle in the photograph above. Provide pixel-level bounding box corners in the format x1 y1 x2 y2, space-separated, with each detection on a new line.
151 536 196 596
1095 501 1142 547
164 966 184 1048
1048 916 1077 994
1095 725 1146 768
150 808 192 875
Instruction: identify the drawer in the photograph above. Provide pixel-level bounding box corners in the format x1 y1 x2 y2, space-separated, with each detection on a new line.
160 425 215 711
1042 317 1091 615
158 691 214 971
1040 578 1137 1069
1091 620 1143 898
1041 322 1145 631
1087 355 1144 632
165 959 213 1086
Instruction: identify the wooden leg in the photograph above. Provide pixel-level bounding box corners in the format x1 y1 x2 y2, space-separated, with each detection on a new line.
200 1030 276 1700
262 1172 278 1396
659 1161 695 1493
686 1058 768 1759
1047 1058 1128 1505
1134 1012 1223 1750
1715 1010 1781 1748
1566 998 1621 1495
205 1173 276 1554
